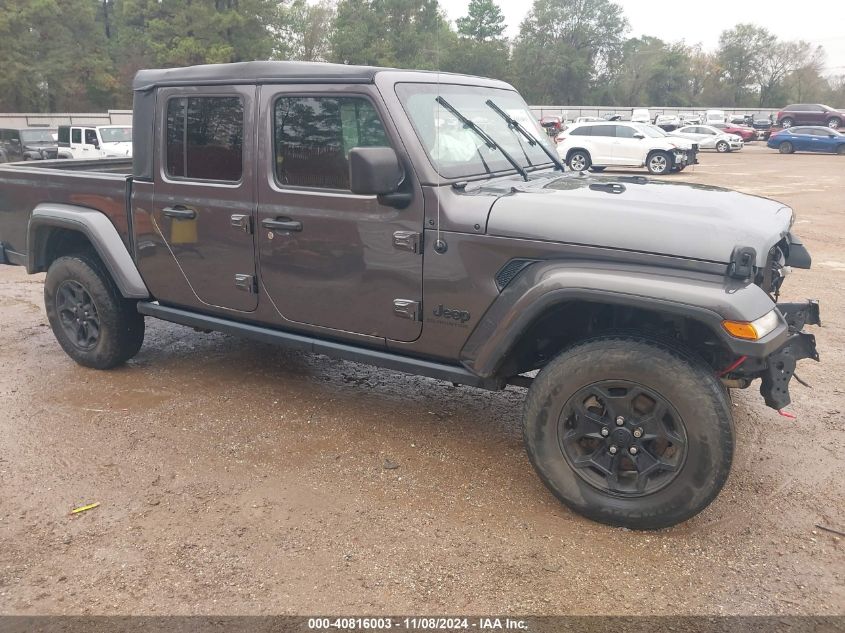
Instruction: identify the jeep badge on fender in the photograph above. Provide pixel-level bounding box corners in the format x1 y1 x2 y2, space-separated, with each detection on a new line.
433 304 471 323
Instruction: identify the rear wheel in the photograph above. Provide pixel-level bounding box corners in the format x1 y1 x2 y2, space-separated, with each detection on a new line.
779 141 794 154
646 151 671 175
716 141 730 153
523 336 734 529
45 252 145 369
567 150 591 172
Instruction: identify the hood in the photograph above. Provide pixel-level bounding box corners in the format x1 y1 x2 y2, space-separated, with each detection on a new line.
484 172 793 267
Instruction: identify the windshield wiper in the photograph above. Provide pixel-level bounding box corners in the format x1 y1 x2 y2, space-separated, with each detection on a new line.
435 96 528 181
486 99 565 172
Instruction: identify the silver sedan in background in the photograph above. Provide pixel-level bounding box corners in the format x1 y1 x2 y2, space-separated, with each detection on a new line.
674 125 744 152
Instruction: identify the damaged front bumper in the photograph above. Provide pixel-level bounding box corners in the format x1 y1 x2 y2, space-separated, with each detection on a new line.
726 300 821 410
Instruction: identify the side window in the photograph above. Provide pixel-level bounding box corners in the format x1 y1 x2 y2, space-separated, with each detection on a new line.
165 96 244 182
569 127 589 136
590 125 615 138
615 125 636 139
274 96 389 190
84 129 98 145
71 128 82 144
58 127 70 144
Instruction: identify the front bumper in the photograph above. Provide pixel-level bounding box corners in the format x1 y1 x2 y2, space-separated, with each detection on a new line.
730 139 744 150
728 300 821 410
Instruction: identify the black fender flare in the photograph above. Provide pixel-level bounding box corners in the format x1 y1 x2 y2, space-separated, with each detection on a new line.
27 203 149 299
459 260 788 378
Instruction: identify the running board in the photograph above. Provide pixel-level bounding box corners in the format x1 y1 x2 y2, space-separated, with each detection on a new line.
137 302 502 390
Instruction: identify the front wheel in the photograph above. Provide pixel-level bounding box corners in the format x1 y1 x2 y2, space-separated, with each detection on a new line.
522 336 734 529
716 141 730 153
646 151 671 174
567 150 591 172
45 252 145 369
779 141 794 154
827 117 841 130
781 117 794 128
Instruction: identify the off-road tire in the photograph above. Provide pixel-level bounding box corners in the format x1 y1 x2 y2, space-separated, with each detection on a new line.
523 336 734 530
567 150 591 172
45 252 145 369
779 141 794 154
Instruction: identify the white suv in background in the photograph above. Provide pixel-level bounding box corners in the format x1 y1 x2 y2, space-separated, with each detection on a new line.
556 121 696 175
57 125 133 159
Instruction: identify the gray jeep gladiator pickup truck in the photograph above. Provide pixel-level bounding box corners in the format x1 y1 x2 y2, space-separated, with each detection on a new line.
0 62 821 529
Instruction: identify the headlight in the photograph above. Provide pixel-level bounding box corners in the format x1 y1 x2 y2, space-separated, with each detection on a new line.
722 310 781 340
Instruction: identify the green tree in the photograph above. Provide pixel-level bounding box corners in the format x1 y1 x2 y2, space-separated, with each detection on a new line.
456 0 505 42
717 24 774 106
440 0 509 81
275 0 337 62
331 0 455 69
512 0 627 105
0 0 116 111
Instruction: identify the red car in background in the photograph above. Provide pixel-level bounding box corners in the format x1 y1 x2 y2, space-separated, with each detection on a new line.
711 122 756 141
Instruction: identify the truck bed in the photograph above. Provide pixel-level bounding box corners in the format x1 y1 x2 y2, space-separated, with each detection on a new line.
0 158 133 265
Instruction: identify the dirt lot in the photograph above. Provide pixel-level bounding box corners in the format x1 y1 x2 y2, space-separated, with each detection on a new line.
1 144 843 616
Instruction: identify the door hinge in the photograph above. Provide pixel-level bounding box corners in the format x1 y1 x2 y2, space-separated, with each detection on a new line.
393 230 421 253
234 273 257 294
230 214 253 234
393 299 421 321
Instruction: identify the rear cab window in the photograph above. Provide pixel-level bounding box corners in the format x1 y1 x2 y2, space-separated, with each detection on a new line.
165 96 244 182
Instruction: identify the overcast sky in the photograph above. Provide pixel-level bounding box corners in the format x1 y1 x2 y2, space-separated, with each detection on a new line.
441 0 845 76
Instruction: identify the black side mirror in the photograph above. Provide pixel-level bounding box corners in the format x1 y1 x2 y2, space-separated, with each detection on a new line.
349 147 402 195
633 133 645 139
349 147 411 208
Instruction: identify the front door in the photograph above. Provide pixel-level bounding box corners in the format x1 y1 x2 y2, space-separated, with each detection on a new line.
256 86 424 342
611 124 644 165
151 86 258 312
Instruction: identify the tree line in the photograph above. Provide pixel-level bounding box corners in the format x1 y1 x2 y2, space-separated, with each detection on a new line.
1 0 842 113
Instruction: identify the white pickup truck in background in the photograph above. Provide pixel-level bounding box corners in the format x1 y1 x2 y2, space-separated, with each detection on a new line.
57 125 132 159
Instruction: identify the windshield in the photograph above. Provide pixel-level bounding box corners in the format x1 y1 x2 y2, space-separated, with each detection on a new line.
632 124 666 139
99 127 132 143
20 129 56 144
396 83 556 179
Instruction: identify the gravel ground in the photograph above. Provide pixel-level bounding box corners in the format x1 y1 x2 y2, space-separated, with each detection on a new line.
0 144 843 616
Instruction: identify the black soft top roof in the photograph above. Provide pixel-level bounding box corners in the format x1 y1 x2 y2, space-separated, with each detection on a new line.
133 61 397 90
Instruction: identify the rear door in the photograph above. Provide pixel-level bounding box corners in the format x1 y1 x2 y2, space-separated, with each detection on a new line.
69 127 85 157
255 86 424 342
151 86 258 312
587 124 616 164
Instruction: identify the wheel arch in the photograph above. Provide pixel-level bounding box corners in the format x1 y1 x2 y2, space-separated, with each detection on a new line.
27 203 149 299
565 147 591 162
460 260 787 380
